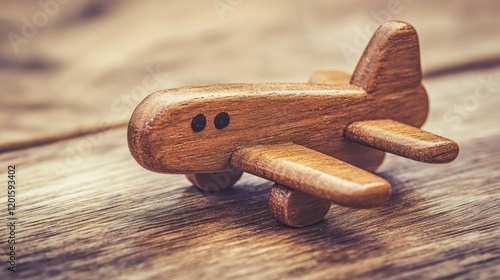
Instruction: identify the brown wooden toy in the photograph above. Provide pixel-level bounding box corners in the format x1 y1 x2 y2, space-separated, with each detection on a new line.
127 20 459 227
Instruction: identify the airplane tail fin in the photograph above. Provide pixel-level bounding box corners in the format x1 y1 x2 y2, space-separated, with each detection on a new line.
350 21 423 95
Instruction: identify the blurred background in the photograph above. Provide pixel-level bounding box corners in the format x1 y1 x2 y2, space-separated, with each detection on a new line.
1 2 500 279
1 0 499 152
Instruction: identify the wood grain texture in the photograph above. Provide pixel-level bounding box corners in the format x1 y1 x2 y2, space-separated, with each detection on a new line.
350 20 422 95
127 21 445 221
1 1 500 279
269 183 331 228
127 21 429 175
128 82 397 174
185 170 243 192
3 1 500 149
0 69 499 279
230 143 391 208
345 119 459 163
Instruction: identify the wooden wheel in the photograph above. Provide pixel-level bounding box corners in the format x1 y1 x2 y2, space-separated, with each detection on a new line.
269 183 331 227
186 170 243 194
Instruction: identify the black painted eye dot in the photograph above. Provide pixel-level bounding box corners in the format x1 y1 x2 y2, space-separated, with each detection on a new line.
214 112 230 130
191 114 206 132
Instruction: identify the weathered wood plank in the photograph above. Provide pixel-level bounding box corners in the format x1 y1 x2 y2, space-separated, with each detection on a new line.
2 0 500 148
0 66 499 279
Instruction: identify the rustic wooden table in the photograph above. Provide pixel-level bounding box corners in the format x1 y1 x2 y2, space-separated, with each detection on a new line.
1 1 499 279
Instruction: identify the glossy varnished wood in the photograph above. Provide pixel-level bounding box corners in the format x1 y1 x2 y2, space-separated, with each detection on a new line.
2 2 499 278
185 170 243 192
269 183 332 228
1 94 499 279
230 143 391 208
128 21 428 175
350 21 422 95
128 21 451 227
345 119 459 163
1 65 499 279
4 1 500 151
128 83 397 174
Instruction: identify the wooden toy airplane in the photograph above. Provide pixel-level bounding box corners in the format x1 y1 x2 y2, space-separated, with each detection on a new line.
128 20 459 227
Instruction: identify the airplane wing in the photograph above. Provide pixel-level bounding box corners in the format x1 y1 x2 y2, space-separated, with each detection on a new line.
230 143 391 208
345 119 459 163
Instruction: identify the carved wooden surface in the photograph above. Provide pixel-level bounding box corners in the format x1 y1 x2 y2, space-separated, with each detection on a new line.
345 119 459 164
231 143 391 208
1 1 500 279
1 65 499 279
2 0 500 150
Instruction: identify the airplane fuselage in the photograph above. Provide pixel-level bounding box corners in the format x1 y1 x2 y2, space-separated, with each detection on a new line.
128 82 428 174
